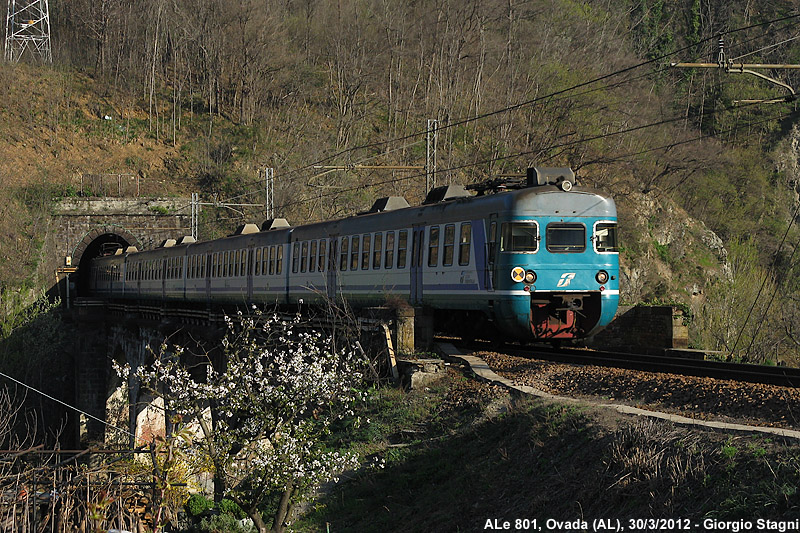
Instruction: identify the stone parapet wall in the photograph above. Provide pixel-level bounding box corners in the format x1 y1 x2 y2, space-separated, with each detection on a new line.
591 305 689 353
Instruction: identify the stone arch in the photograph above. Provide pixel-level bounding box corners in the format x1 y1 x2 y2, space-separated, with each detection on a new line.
72 224 143 296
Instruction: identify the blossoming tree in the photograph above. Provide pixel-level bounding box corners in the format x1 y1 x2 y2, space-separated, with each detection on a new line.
118 310 364 533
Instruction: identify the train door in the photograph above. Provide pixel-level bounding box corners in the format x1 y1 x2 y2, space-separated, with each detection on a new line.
246 244 254 304
485 214 498 291
205 253 212 304
326 237 338 300
410 226 424 305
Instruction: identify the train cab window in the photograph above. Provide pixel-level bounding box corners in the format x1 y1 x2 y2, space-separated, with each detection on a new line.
501 222 540 253
276 245 284 275
301 241 308 273
318 239 326 272
351 235 360 271
292 242 301 273
396 230 407 268
373 233 383 269
459 223 472 265
428 226 440 267
443 224 455 267
340 237 349 271
385 231 394 269
309 240 317 272
594 222 619 253
546 223 586 253
361 234 371 270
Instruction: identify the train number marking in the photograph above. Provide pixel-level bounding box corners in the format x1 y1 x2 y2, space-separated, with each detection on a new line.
557 272 576 287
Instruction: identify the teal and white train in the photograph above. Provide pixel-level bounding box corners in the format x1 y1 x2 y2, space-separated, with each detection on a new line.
89 168 619 341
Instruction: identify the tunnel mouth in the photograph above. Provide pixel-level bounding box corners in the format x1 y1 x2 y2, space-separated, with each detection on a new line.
75 232 133 296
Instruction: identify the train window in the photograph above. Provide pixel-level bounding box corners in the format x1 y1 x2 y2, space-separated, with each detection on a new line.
301 241 308 273
459 223 472 265
268 246 275 275
292 242 301 273
235 250 241 277
443 224 455 266
385 231 394 269
241 250 248 276
340 237 349 271
211 253 217 278
546 223 586 253
396 230 407 268
276 245 284 275
361 234 371 270
428 226 440 267
261 247 268 275
351 235 360 271
373 233 383 269
594 222 619 253
501 222 540 253
255 248 262 276
309 240 317 272
319 239 326 272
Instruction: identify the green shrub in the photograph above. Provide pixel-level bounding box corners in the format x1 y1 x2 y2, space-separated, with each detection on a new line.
186 493 213 517
218 498 247 519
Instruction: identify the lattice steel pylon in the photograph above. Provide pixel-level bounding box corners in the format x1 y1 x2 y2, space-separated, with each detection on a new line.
5 0 52 63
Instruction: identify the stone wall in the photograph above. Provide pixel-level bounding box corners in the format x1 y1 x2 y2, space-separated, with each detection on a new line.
591 305 689 353
52 197 192 264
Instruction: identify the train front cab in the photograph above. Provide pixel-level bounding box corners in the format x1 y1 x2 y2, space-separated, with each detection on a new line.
489 193 619 341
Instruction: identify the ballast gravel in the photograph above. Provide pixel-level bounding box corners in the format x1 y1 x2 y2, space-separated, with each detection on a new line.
477 351 800 429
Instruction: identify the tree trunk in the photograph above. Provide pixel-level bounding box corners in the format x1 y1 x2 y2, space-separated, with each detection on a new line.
271 481 294 533
250 509 269 533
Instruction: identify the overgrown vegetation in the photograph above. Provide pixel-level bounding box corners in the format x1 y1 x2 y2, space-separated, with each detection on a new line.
297 379 800 531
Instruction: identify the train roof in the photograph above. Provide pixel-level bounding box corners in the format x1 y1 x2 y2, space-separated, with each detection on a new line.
95 181 615 262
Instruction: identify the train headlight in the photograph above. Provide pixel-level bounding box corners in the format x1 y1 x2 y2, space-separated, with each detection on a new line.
524 270 537 284
595 270 609 284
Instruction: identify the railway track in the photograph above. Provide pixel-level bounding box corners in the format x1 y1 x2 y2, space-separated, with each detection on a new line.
453 342 800 388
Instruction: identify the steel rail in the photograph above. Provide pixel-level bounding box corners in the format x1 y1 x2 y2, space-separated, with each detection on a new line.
461 343 800 387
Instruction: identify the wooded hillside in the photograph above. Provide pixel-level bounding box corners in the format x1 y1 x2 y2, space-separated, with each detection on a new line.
3 0 800 360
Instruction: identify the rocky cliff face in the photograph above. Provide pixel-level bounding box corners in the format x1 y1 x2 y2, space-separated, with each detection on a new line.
617 192 729 306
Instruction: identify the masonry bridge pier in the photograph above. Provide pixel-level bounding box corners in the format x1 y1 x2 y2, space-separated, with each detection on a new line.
68 298 420 448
